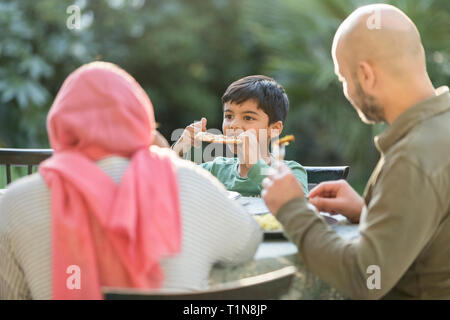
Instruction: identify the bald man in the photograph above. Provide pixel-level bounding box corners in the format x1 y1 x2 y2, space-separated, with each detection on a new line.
262 4 450 299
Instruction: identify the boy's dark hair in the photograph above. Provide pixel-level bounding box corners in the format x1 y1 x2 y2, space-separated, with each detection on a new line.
221 75 289 124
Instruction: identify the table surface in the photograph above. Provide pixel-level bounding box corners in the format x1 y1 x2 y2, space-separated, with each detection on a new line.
0 186 359 299
255 223 359 259
210 222 360 300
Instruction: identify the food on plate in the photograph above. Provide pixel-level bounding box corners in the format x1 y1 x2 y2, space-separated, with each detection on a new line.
195 132 243 144
253 213 283 231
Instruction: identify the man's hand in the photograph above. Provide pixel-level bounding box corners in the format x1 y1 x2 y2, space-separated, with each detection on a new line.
172 118 207 156
308 180 364 223
261 162 305 215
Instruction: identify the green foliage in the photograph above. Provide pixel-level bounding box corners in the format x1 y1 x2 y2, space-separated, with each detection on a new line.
240 0 450 191
0 0 449 192
0 166 36 189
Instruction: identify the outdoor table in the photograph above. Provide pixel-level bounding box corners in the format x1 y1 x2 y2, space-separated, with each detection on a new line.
209 220 359 300
0 186 359 299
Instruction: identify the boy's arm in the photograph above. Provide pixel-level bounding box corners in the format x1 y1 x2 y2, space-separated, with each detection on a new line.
172 118 207 157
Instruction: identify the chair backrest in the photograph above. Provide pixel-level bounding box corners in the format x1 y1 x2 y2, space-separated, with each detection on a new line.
103 265 297 300
304 166 350 191
0 148 350 190
0 148 53 185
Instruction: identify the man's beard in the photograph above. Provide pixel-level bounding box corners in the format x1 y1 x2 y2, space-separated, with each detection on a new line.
352 80 386 124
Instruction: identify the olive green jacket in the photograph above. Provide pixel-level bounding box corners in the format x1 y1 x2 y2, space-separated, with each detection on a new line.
277 86 450 299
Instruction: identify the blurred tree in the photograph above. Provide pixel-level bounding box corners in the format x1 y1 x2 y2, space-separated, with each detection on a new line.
0 0 449 192
0 0 261 145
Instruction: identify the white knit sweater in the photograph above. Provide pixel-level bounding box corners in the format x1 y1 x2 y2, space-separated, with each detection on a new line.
0 156 263 299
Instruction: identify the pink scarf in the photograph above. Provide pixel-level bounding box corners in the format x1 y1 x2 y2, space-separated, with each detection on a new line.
39 62 182 299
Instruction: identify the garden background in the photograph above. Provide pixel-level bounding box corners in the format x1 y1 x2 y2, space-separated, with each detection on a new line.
1 0 449 191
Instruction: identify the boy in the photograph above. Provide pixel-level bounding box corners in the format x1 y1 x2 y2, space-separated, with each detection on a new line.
172 75 308 197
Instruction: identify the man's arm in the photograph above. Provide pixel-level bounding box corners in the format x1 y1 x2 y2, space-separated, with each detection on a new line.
263 159 442 299
308 180 364 223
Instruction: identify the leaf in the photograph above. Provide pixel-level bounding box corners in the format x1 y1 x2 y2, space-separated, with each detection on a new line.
1 87 16 104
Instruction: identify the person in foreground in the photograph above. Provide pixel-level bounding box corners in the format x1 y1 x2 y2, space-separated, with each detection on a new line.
172 75 308 197
262 4 450 299
0 62 262 299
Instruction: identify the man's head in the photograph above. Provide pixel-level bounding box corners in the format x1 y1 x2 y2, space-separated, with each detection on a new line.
221 75 288 142
332 4 430 124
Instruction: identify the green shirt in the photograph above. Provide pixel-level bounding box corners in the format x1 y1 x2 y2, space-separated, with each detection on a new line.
277 86 450 299
200 157 308 197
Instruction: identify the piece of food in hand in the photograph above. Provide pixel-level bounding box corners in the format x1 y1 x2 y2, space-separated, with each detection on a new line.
253 214 283 231
195 132 243 144
276 135 295 146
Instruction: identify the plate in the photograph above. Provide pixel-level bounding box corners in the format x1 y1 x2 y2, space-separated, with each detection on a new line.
226 191 242 201
235 196 271 215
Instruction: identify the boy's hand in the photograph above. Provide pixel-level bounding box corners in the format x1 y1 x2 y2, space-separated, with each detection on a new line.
153 130 170 148
261 162 305 215
308 180 364 223
173 118 207 156
236 130 262 168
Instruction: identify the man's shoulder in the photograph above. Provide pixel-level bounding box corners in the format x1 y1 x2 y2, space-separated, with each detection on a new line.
409 107 450 148
391 110 450 174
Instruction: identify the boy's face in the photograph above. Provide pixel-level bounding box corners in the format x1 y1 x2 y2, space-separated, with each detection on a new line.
222 99 282 153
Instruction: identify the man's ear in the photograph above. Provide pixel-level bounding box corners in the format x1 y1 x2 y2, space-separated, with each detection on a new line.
357 61 377 94
268 121 283 139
